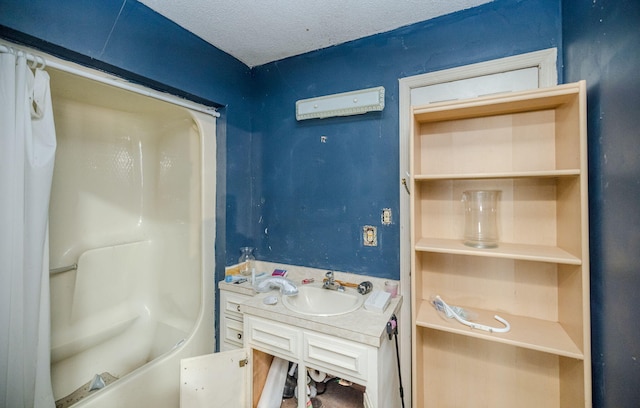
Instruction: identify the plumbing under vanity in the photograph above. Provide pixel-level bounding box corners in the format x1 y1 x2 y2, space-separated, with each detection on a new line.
182 263 402 408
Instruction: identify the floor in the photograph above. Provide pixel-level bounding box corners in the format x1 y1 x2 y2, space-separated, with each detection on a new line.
55 372 364 408
280 379 365 408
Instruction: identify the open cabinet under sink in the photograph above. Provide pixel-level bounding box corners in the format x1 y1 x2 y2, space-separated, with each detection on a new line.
185 283 403 408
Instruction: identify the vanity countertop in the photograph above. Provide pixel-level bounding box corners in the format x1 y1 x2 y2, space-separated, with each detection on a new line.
219 279 402 348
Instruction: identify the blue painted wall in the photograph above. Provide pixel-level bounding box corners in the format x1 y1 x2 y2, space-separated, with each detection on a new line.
0 0 561 279
0 0 250 105
251 0 561 278
563 1 640 407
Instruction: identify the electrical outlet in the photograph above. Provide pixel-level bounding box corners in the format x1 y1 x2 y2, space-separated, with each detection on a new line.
363 225 377 246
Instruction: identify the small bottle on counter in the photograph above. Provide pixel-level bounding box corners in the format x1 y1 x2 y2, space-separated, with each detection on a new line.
238 247 255 276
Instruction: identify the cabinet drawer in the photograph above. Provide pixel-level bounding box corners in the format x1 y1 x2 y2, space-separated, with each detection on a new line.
220 290 250 320
245 316 299 360
304 331 370 382
221 317 244 348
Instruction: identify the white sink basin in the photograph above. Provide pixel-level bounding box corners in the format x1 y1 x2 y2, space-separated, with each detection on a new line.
282 285 364 317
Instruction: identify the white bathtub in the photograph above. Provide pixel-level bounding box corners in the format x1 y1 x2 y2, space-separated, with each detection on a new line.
47 68 216 407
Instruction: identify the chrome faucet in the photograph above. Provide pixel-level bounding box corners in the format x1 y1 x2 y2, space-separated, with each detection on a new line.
322 271 345 292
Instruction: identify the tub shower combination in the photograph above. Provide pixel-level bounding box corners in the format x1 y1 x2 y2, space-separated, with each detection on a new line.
47 68 216 407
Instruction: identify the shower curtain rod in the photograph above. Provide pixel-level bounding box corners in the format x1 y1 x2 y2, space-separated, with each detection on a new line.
0 42 220 118
0 44 46 69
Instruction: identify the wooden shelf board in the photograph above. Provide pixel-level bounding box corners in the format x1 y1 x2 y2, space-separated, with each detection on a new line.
412 84 580 123
414 300 584 359
414 169 581 181
415 237 582 265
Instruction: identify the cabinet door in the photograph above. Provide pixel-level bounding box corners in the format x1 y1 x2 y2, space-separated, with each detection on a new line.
180 349 249 408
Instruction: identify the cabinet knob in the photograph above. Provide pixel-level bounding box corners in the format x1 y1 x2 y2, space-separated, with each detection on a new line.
237 333 242 340
236 305 241 312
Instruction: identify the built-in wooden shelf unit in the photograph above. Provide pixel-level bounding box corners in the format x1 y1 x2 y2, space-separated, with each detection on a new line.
409 81 591 407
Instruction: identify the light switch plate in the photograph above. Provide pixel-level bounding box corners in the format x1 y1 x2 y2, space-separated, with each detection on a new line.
381 208 392 225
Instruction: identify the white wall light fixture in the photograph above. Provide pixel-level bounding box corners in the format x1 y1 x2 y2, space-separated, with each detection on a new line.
296 86 385 120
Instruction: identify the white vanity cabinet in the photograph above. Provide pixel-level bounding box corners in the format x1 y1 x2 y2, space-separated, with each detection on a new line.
187 284 402 408
244 315 400 408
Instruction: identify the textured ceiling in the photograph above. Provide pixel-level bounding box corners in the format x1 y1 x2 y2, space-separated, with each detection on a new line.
138 0 492 67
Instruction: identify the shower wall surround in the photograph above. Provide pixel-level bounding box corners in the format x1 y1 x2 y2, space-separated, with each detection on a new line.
1 0 252 289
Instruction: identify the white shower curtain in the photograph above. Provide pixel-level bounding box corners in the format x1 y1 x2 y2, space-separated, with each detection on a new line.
0 51 56 407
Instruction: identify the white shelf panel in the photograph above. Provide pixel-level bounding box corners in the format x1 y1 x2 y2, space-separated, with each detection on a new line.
415 237 582 265
414 169 581 181
415 300 584 360
412 83 581 122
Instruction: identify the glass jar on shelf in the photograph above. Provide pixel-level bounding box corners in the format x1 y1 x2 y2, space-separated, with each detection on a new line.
462 190 500 248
